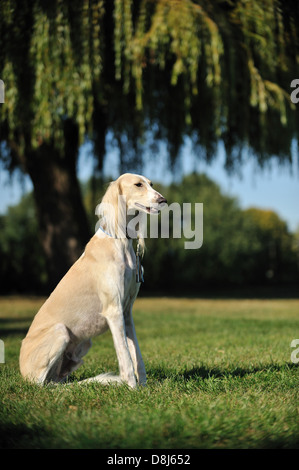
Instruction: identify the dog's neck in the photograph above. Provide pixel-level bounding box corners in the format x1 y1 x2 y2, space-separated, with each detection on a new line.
98 212 139 239
96 205 145 254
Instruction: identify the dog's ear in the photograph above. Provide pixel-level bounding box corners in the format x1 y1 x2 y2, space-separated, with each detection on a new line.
103 180 120 206
117 180 123 196
98 179 126 238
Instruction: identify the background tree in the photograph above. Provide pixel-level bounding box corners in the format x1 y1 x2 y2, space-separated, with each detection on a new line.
242 208 298 284
1 174 297 294
142 174 299 291
0 0 298 288
0 193 47 293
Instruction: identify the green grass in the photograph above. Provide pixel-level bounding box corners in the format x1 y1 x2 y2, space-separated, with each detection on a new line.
0 296 298 449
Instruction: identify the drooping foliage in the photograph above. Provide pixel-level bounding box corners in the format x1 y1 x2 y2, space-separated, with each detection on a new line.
0 0 299 174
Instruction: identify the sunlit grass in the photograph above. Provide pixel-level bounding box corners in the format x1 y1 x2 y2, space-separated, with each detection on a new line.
0 296 298 449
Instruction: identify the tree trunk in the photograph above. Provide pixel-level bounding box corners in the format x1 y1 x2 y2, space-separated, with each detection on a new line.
27 141 91 291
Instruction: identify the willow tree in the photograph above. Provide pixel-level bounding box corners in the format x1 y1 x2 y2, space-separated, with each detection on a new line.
0 0 298 287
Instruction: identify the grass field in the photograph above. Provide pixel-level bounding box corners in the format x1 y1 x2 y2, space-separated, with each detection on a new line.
0 296 298 449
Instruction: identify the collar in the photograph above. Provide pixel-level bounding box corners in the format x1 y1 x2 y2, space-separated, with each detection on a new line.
98 226 113 238
98 225 132 240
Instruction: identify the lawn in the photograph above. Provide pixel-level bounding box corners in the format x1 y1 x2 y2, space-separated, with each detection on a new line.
0 296 298 449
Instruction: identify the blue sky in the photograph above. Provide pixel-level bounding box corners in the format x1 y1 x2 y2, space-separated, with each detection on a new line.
1 140 298 233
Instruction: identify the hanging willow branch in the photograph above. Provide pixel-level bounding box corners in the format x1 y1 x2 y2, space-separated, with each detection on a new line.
0 0 104 156
0 0 298 170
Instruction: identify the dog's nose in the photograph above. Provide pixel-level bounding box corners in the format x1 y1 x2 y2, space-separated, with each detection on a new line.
157 196 167 205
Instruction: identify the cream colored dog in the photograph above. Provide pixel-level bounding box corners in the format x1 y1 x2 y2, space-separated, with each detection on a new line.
20 173 166 387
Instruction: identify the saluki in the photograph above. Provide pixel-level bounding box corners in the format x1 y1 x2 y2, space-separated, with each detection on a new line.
20 173 167 388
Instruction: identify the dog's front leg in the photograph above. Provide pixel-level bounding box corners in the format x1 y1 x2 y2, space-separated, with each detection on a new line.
125 309 147 386
106 311 137 388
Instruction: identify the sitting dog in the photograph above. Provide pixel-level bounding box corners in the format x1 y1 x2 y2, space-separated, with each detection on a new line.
20 173 167 387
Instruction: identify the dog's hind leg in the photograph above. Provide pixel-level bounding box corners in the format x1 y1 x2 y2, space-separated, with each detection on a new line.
79 372 124 385
20 323 71 384
77 340 124 386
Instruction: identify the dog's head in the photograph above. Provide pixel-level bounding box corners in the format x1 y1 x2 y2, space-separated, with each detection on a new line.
96 173 167 244
117 173 167 214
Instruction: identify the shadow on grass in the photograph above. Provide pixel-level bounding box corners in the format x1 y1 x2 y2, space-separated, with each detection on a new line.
0 422 51 449
66 362 298 387
149 362 298 383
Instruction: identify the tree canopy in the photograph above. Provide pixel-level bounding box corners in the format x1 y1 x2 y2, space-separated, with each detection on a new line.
1 0 298 287
1 0 299 173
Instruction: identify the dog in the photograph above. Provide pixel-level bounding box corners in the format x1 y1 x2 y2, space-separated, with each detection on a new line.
19 173 167 388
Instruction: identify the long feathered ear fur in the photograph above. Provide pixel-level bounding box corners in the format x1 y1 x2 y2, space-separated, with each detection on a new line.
95 181 122 237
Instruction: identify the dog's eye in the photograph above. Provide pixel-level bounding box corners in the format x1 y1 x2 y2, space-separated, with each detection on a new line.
135 183 143 187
